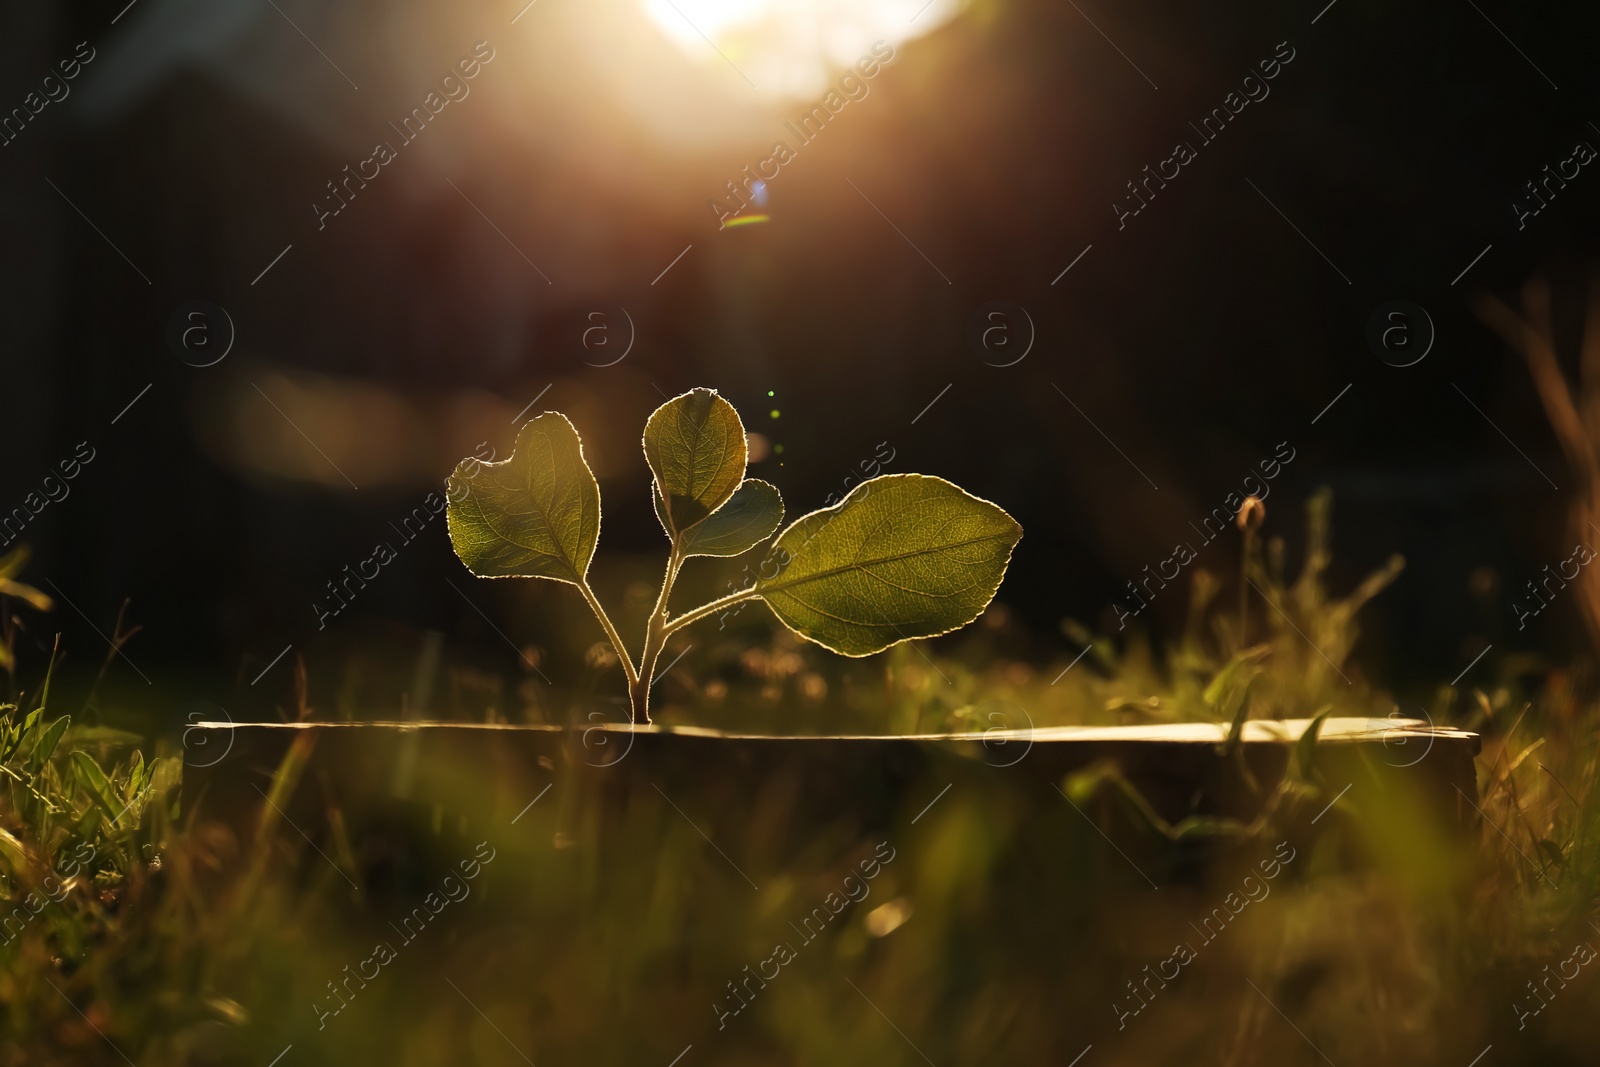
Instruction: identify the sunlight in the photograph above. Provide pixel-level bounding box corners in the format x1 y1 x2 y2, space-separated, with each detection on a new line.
637 0 963 97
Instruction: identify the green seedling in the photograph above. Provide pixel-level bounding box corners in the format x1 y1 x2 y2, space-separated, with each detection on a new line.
446 388 1022 723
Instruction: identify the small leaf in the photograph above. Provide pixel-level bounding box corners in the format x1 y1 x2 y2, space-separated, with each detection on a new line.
446 412 601 584
1202 645 1270 710
127 750 147 797
1293 707 1332 780
1217 673 1262 796
643 388 747 535
1218 674 1259 758
667 479 784 558
1061 763 1115 806
756 474 1021 656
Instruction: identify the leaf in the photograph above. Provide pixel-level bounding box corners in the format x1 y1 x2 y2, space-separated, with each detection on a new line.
1219 675 1255 757
1293 707 1333 780
0 709 16 763
1060 763 1112 808
0 826 29 877
446 412 601 584
26 715 69 772
32 644 59 716
1218 674 1261 796
756 474 1021 656
204 996 251 1027
69 750 122 825
14 708 44 764
62 725 144 747
1202 645 1270 710
0 578 51 613
662 479 784 558
643 388 747 535
127 750 147 798
0 546 52 612
1170 814 1252 841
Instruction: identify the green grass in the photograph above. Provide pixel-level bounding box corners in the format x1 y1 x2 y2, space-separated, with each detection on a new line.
2 494 1599 1065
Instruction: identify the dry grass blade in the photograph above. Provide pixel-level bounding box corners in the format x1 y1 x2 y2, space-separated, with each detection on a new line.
1478 280 1600 650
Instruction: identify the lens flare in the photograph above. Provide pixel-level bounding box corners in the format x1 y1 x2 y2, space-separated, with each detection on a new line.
638 0 964 98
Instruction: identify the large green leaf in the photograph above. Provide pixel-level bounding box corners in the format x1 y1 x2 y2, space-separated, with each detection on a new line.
756 474 1022 656
660 478 784 558
643 388 747 535
446 412 601 584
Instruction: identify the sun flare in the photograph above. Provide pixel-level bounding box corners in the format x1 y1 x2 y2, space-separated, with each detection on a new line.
637 0 962 97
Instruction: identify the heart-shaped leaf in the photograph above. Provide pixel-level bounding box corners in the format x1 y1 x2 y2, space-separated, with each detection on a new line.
446 412 601 584
755 474 1021 656
661 478 784 558
643 388 747 535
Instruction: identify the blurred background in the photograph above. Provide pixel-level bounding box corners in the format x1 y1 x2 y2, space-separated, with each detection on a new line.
13 4 1600 1065
4 0 1600 724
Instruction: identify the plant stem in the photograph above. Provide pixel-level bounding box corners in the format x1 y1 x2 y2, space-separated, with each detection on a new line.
629 545 684 725
662 585 762 637
577 579 640 690
1239 526 1256 650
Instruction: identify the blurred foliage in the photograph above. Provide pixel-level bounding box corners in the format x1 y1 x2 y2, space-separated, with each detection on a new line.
1 496 1599 1066
0 547 51 674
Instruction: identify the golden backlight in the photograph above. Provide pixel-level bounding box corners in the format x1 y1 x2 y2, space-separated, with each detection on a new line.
637 0 963 98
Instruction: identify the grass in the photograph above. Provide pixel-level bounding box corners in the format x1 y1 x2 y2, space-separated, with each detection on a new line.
1 493 1599 1065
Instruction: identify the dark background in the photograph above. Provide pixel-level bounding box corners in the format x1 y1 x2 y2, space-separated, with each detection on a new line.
3 0 1597 718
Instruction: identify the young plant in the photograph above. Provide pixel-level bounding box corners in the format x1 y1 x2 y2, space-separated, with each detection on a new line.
446 388 1022 724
